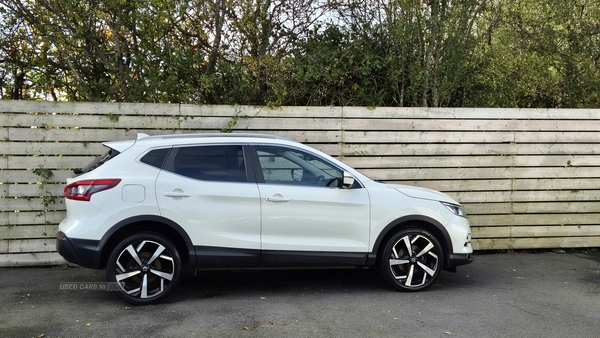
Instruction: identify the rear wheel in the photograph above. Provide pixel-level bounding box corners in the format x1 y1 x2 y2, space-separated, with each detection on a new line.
106 232 181 305
378 228 444 291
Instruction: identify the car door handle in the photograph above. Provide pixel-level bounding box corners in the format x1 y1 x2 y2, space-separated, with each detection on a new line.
264 195 290 203
164 191 191 198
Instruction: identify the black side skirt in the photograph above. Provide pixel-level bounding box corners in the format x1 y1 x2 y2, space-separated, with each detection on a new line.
194 246 367 268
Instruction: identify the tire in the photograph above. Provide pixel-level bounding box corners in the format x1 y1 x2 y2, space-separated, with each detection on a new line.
378 228 444 291
106 232 181 305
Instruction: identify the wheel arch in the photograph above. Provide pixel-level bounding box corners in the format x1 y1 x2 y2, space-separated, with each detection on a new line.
94 215 195 269
368 215 454 269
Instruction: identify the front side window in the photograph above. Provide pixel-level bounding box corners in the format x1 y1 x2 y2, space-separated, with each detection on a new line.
168 145 247 182
255 146 343 187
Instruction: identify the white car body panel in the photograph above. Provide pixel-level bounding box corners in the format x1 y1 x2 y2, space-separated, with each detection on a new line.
258 183 370 252
155 170 262 250
60 164 162 240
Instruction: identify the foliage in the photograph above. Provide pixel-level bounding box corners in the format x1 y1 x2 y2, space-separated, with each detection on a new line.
32 165 57 230
468 0 600 107
1 0 599 108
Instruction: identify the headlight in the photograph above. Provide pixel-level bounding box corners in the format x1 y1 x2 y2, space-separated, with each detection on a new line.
441 202 467 218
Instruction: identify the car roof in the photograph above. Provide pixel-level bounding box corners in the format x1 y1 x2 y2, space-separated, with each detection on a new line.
102 133 302 153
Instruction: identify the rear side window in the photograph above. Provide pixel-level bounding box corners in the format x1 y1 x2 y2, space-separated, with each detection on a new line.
140 148 170 169
74 148 120 176
168 145 247 182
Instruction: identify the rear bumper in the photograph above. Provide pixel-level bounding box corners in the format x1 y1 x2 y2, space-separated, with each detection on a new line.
56 232 100 269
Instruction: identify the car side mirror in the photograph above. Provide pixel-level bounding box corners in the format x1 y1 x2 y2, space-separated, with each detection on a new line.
342 171 355 189
291 168 303 181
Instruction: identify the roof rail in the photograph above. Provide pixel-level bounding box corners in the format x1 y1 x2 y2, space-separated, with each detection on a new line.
150 132 297 142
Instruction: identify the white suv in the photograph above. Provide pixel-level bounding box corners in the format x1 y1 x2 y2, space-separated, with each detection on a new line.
57 133 473 304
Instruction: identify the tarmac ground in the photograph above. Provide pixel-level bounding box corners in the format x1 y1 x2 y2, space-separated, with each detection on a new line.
1 250 599 338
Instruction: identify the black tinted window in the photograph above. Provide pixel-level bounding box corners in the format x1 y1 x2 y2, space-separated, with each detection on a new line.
170 145 247 182
140 148 170 168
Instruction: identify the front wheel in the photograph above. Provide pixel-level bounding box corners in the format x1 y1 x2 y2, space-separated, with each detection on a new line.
378 228 444 291
106 232 181 305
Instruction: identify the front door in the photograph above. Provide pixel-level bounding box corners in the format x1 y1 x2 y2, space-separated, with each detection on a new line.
252 145 370 265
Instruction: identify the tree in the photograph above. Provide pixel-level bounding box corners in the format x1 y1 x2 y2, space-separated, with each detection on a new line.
1 0 599 108
470 0 600 107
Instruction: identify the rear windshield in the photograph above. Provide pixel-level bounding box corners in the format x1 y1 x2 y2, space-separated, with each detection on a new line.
74 148 120 176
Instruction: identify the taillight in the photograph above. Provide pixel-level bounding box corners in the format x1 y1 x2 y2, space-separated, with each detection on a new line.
64 179 121 201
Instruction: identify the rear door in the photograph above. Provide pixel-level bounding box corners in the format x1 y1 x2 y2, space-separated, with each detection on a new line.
155 144 261 266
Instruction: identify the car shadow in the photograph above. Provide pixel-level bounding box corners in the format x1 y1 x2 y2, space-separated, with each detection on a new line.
170 267 467 301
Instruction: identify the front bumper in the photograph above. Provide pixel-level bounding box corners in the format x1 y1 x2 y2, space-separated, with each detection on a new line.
56 232 100 269
447 253 474 268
